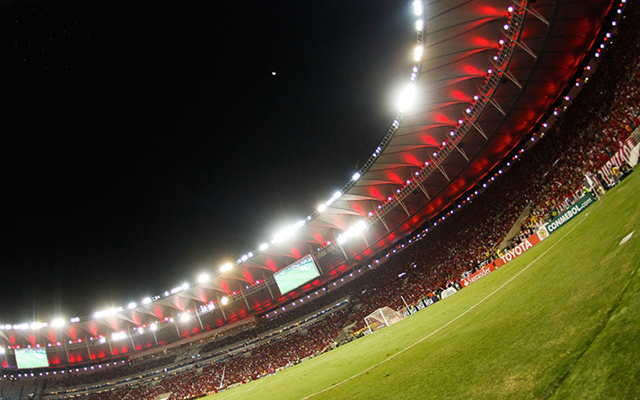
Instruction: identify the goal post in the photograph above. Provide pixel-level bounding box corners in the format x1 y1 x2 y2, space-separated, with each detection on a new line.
364 307 404 334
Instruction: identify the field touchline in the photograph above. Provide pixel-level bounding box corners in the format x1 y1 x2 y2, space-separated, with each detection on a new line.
300 210 594 400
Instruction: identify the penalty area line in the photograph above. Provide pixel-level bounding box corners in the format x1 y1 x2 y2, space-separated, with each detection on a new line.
300 212 591 400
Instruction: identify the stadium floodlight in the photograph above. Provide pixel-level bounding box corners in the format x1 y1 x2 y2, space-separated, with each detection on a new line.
127 302 137 310
180 313 191 323
0 347 4 355
415 18 424 31
138 327 144 335
317 203 327 213
332 190 342 200
182 282 189 290
413 0 423 16
207 302 215 311
51 319 64 328
198 273 210 283
221 296 229 306
220 263 233 272
150 323 158 332
142 297 152 305
413 45 424 61
398 84 417 112
99 337 106 344
352 172 361 181
259 242 269 251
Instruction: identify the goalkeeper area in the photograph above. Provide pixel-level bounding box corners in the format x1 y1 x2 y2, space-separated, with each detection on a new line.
210 171 640 399
364 307 403 334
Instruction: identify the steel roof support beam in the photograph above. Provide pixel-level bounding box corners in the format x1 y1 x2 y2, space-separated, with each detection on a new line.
521 2 550 26
399 199 411 217
436 163 450 181
515 39 538 59
504 70 522 89
417 182 430 199
471 121 488 140
452 141 469 161
488 97 506 116
377 214 390 232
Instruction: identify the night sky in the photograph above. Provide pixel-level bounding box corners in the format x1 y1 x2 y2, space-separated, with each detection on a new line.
0 1 416 323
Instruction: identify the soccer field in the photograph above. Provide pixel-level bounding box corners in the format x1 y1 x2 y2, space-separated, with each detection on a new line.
208 171 640 400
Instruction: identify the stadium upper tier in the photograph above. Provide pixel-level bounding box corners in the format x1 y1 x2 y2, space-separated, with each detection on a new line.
0 0 616 367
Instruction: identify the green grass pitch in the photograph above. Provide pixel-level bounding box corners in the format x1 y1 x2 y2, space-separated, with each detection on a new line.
206 170 640 400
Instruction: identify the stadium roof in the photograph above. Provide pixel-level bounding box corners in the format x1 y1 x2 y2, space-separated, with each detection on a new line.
0 0 615 360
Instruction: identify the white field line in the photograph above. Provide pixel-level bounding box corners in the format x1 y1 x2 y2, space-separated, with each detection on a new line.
300 212 592 400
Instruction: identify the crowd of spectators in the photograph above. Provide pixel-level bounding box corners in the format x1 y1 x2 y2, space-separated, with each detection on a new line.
14 2 638 399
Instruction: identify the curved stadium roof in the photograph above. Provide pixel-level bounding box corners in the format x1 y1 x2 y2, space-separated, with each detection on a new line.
0 0 615 362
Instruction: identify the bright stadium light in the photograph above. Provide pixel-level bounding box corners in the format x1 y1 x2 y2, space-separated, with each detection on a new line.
398 84 417 112
220 263 232 272
0 347 5 355
259 242 269 251
413 0 423 16
142 297 152 305
317 203 327 213
150 323 158 332
414 45 424 61
127 302 137 310
180 313 191 323
221 296 229 306
137 327 144 335
51 319 64 328
415 18 424 31
198 273 210 283
352 172 361 181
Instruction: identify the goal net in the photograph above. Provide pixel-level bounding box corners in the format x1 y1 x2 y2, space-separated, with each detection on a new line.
364 307 403 334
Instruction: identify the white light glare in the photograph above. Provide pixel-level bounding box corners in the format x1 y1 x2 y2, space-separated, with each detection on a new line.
180 313 191 323
317 203 327 213
413 0 423 16
259 243 269 251
51 319 64 328
127 302 137 310
150 323 158 332
415 19 424 31
398 84 417 112
221 296 229 306
352 172 361 181
142 297 152 305
220 263 233 272
198 273 210 283
413 45 424 61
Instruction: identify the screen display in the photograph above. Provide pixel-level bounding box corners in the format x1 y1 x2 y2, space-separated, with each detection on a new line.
15 347 50 369
274 255 321 295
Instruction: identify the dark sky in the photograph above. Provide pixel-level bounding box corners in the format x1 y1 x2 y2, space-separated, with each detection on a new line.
0 1 416 322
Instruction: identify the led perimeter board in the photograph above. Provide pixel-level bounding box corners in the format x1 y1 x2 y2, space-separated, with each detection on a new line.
274 255 321 295
15 347 50 369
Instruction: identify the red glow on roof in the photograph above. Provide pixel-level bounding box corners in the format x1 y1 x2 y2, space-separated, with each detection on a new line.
370 187 382 199
434 113 450 124
451 90 468 101
472 36 491 47
267 260 277 271
292 247 300 258
388 172 402 184
221 281 230 293
244 271 253 282
352 203 364 216
479 6 499 15
313 233 323 243
405 154 420 166
462 64 480 75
